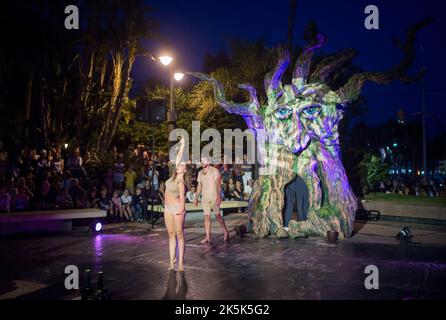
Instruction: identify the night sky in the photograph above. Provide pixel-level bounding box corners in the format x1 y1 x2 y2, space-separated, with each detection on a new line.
133 0 445 137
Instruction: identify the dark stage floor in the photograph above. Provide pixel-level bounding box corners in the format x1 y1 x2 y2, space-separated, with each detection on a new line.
1 216 446 300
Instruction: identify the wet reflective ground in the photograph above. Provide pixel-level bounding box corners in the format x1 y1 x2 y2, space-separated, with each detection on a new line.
1 219 446 300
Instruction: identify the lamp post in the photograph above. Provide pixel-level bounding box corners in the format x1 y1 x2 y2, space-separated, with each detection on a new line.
158 55 185 150
159 56 180 132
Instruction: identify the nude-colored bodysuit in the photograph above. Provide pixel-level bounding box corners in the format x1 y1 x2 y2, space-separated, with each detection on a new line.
164 177 185 215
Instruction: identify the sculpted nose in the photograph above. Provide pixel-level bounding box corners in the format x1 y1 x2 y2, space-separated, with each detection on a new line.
292 110 304 153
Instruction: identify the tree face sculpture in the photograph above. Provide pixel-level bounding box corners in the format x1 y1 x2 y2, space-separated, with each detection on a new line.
192 20 431 239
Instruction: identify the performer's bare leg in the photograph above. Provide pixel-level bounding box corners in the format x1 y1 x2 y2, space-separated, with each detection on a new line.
214 203 229 242
174 212 186 272
164 211 176 270
201 213 212 244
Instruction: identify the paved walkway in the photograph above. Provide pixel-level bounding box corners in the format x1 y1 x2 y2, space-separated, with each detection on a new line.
0 214 445 300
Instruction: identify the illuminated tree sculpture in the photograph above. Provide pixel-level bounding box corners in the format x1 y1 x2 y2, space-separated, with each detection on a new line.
192 20 431 239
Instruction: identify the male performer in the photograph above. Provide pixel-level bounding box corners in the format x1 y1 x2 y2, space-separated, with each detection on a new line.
194 157 230 243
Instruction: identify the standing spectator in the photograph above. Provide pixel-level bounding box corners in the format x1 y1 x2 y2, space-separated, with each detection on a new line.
124 165 137 194
146 161 160 191
220 164 231 184
231 161 243 185
121 189 133 221
51 150 64 176
36 149 51 176
113 154 125 191
67 147 84 178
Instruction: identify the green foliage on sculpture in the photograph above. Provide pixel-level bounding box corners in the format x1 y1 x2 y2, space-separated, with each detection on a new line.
192 20 431 239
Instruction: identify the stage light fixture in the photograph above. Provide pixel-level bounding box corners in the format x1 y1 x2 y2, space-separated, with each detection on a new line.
396 226 412 243
95 222 102 232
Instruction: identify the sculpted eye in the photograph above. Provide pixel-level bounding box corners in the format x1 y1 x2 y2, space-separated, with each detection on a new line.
302 105 321 117
274 105 292 119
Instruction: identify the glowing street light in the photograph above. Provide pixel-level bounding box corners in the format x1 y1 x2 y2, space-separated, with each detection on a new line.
159 55 173 66
174 72 185 81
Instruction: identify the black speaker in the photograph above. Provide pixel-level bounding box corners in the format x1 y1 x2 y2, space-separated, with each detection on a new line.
136 98 167 123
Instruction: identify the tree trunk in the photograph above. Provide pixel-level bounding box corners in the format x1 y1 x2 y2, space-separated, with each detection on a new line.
98 51 124 152
24 66 34 140
103 46 136 150
248 142 357 239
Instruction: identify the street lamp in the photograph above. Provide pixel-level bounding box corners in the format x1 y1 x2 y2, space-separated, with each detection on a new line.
159 55 173 66
174 72 185 81
157 56 186 149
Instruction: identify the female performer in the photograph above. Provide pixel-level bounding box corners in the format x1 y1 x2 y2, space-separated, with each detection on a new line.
164 136 187 271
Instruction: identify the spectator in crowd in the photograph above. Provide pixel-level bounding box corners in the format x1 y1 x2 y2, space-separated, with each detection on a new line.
158 160 169 183
38 171 52 209
13 186 30 211
103 168 113 195
132 187 144 221
145 161 160 191
0 141 8 178
233 180 244 201
96 187 110 213
220 164 231 184
244 179 254 200
88 187 98 208
121 189 133 221
231 160 243 185
124 165 137 194
241 153 254 191
111 191 123 222
67 147 84 178
51 150 64 175
186 185 198 203
69 178 87 208
54 187 73 209
227 178 236 200
36 149 51 177
0 185 11 212
221 182 229 200
113 154 125 191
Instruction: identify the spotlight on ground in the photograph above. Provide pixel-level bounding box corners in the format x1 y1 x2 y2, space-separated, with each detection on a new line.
396 226 412 244
87 220 104 234
94 222 103 232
